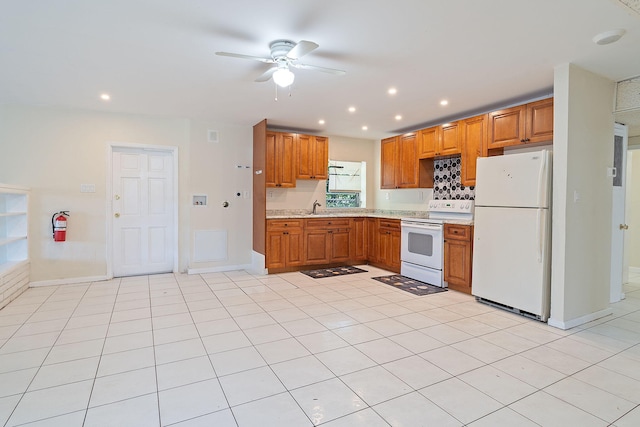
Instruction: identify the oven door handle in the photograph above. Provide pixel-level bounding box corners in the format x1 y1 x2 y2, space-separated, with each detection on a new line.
402 223 443 231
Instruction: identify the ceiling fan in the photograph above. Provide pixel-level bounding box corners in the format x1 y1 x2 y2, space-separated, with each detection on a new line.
216 40 345 87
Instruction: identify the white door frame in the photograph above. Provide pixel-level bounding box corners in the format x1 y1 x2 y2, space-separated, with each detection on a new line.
106 142 179 279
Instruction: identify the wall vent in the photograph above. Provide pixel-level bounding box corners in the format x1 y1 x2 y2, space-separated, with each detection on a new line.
208 130 219 143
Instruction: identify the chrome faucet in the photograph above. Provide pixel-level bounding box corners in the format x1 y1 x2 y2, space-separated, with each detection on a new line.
312 200 321 214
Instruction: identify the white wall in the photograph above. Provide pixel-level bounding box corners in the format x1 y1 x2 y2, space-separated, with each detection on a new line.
0 105 254 282
550 63 615 328
628 150 640 268
266 134 376 211
187 120 253 272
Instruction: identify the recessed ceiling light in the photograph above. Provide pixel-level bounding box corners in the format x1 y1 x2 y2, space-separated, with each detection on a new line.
362 126 368 131
395 115 402 121
593 29 626 45
100 93 111 101
348 106 356 113
318 119 325 125
388 88 397 95
440 100 449 106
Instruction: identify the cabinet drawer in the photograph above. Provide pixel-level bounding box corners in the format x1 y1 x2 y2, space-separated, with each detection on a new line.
305 218 350 228
378 219 400 230
444 224 471 241
267 219 303 230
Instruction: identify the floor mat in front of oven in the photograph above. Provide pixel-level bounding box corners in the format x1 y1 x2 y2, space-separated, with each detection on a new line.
371 275 447 296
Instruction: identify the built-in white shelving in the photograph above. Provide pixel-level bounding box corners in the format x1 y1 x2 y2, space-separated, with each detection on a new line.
0 184 30 309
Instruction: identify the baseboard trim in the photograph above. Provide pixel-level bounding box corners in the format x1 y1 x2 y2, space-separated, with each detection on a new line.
548 307 613 330
30 275 110 287
187 264 254 275
629 266 640 274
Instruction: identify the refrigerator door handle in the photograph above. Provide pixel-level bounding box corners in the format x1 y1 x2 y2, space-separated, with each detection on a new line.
536 209 542 263
537 152 546 208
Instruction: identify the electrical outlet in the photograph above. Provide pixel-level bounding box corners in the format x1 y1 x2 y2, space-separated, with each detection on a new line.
268 191 274 198
243 191 250 199
385 192 390 200
80 184 96 193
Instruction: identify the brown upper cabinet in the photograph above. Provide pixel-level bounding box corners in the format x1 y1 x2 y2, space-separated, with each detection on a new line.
487 97 553 149
266 131 297 188
459 114 488 187
381 134 434 189
297 135 328 180
417 123 461 158
381 134 419 189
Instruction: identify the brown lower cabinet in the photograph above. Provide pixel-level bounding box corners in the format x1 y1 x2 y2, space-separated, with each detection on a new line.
266 216 401 273
265 219 304 269
443 223 474 294
375 219 401 273
304 218 351 265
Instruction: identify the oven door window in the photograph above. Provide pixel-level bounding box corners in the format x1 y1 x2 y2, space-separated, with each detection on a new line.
408 232 433 256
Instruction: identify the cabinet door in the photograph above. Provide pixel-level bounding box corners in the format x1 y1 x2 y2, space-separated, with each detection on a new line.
351 218 367 261
330 229 351 262
439 123 461 156
417 126 438 158
389 230 401 272
296 134 314 179
396 133 418 188
487 105 526 149
312 136 329 179
304 229 330 264
378 228 392 266
286 229 304 266
460 114 487 187
366 218 378 262
380 136 397 189
526 98 553 144
278 133 297 188
265 132 277 187
297 135 328 180
444 239 472 287
266 231 285 269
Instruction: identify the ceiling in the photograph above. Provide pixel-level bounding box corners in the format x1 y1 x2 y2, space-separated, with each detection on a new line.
1 0 640 139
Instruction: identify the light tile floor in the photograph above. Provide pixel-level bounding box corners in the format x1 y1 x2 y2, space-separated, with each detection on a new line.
0 266 639 426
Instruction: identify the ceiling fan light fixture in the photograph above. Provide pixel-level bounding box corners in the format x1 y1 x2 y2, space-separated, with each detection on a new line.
273 68 295 87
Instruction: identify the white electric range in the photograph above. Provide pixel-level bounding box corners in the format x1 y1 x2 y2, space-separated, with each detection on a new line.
400 199 474 287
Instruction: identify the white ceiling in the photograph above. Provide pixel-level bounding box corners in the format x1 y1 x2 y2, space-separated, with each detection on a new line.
1 0 640 139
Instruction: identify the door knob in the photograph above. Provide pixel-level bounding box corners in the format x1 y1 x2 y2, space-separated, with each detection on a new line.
114 213 120 218
620 224 629 230
114 195 120 200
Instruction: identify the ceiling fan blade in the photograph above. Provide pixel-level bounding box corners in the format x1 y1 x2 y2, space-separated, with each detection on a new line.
286 40 319 60
290 62 346 75
215 51 274 64
255 66 278 82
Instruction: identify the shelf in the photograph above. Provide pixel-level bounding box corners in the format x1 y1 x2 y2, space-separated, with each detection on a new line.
0 212 27 217
0 236 27 246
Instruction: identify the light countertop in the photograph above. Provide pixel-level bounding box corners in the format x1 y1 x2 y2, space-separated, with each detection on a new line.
266 209 473 225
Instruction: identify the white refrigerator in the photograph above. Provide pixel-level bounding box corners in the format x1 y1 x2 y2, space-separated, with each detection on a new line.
472 149 552 321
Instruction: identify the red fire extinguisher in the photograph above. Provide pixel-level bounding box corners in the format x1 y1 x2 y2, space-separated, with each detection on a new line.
52 211 70 242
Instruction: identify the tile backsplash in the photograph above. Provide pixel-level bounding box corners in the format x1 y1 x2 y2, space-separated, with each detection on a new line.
433 156 475 200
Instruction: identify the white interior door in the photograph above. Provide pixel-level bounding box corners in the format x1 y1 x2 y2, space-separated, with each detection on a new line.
112 147 175 277
611 124 628 302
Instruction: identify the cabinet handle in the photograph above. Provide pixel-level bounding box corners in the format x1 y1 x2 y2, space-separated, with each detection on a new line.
520 139 525 143
525 138 531 142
